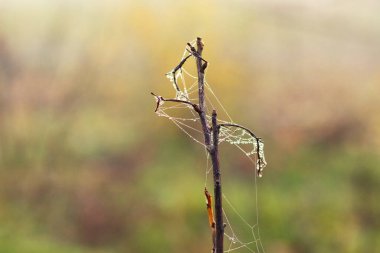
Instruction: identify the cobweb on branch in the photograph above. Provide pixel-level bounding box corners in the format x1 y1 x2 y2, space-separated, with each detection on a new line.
153 40 267 253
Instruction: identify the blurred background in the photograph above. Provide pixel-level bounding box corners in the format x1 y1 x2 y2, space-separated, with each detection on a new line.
1 0 380 252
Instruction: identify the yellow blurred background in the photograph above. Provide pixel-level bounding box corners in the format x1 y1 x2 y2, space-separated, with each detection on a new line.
1 1 380 252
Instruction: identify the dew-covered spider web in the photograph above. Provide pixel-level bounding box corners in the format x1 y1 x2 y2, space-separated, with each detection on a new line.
153 40 267 253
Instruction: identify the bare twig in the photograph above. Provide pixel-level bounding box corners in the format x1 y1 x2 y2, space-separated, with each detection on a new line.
169 54 192 92
211 110 224 253
186 42 208 68
193 38 211 149
219 123 260 139
219 123 265 177
150 92 200 113
173 54 192 73
189 38 225 253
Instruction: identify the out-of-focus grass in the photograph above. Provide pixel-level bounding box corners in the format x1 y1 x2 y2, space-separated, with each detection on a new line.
1 1 380 253
0 231 110 253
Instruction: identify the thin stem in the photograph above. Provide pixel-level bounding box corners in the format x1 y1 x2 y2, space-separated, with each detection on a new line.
152 38 225 253
219 123 264 177
219 123 260 139
187 43 208 66
150 92 200 113
171 54 192 92
192 38 224 253
211 110 224 253
194 37 211 148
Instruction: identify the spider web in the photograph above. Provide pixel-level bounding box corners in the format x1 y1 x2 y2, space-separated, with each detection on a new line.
153 40 267 253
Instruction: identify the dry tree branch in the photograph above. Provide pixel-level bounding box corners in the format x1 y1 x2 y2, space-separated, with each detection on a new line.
150 92 200 113
169 54 192 92
211 110 224 253
152 38 224 253
219 123 259 139
151 37 265 253
219 123 265 177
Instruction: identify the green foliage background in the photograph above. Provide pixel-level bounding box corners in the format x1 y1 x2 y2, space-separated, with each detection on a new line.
1 1 380 253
